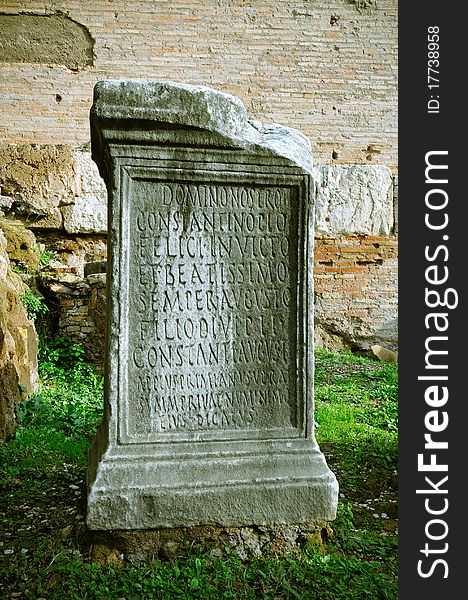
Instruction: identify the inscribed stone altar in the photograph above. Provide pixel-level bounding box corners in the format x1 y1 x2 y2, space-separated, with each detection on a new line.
86 80 338 529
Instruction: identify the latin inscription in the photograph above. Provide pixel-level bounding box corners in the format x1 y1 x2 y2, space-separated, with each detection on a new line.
127 181 298 437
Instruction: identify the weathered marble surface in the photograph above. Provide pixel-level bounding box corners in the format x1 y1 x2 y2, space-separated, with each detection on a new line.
87 80 338 530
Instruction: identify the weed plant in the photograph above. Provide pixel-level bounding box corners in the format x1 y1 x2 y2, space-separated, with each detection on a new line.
0 347 398 599
38 247 58 267
18 337 104 440
20 289 49 322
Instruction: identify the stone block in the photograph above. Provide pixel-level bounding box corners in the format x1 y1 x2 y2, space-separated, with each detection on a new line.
87 80 338 530
62 194 107 234
314 165 394 235
0 143 76 227
26 208 63 230
60 149 107 234
74 150 107 197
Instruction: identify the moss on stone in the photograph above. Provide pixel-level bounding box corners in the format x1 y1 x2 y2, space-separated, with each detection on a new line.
0 218 40 273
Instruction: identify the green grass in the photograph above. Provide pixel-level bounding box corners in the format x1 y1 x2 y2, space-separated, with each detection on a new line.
0 346 398 599
314 350 398 496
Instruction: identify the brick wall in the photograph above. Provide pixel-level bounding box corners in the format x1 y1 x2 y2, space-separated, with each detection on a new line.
314 235 398 351
0 0 397 166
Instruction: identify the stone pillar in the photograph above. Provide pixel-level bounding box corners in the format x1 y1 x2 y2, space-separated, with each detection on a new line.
86 80 338 530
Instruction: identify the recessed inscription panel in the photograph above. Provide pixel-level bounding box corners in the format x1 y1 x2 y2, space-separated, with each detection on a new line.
125 177 301 441
88 81 339 531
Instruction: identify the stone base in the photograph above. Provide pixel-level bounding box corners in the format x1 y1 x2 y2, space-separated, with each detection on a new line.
88 521 334 564
87 435 338 531
86 80 339 535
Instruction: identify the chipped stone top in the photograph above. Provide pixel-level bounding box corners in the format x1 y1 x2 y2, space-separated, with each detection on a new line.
91 79 313 173
92 80 248 137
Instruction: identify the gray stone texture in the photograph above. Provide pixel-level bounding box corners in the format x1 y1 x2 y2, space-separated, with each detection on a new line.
92 79 248 138
62 194 107 234
87 80 338 530
62 150 108 234
314 165 394 236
